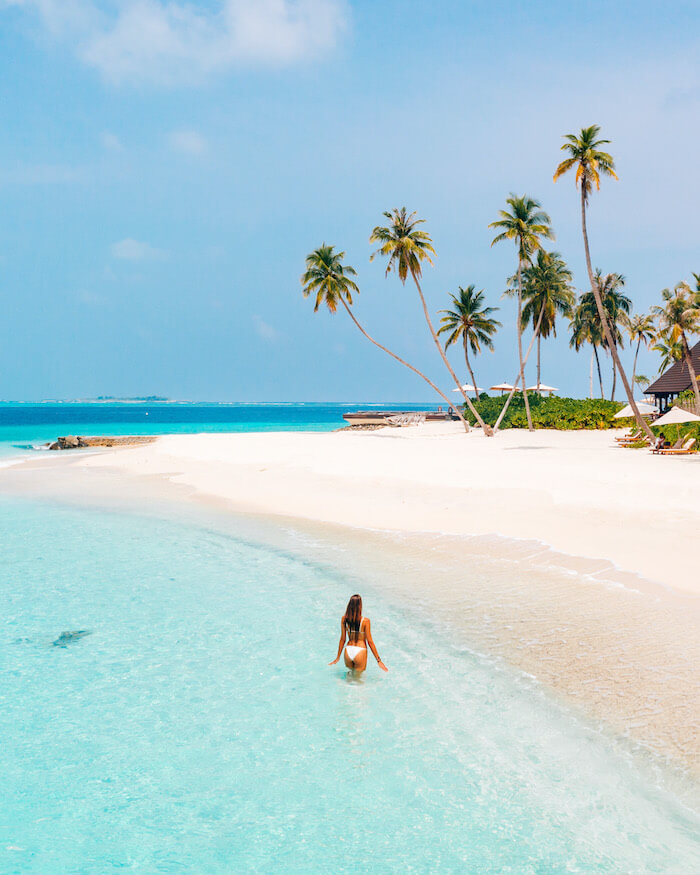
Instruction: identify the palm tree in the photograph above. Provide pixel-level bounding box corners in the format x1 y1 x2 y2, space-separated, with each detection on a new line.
653 282 700 411
369 208 493 435
651 332 683 374
554 125 652 436
438 285 501 399
301 244 471 429
576 272 630 400
520 250 574 390
489 194 554 431
570 298 605 398
624 311 656 389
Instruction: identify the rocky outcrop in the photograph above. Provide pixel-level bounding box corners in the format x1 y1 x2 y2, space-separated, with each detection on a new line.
47 435 156 450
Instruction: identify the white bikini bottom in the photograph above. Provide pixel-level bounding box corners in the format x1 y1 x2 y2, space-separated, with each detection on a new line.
345 645 365 661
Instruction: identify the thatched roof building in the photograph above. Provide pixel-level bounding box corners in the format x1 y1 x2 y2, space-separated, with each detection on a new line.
644 340 700 411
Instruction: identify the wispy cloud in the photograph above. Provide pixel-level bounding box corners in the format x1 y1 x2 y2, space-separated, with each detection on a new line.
253 315 280 342
5 0 348 86
168 129 208 155
100 131 124 151
110 238 167 261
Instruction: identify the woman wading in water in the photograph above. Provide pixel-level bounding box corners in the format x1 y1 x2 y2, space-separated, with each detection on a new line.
329 594 388 673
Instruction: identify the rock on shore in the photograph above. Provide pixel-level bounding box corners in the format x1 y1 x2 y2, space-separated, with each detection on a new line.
47 435 156 450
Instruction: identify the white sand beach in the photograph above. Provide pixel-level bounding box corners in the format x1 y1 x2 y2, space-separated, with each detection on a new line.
78 423 698 595
5 425 700 776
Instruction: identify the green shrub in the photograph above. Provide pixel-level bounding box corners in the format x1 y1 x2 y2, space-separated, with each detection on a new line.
464 394 625 430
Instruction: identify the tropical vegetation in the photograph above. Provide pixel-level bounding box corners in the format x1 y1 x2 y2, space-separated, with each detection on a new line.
369 208 493 434
489 195 554 431
652 282 700 411
301 125 700 431
463 395 625 430
438 286 501 399
300 244 468 422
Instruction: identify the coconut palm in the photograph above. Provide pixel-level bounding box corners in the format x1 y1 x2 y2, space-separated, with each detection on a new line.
624 312 656 389
369 208 492 434
651 332 683 374
570 299 605 398
519 250 574 390
438 285 501 399
653 282 700 411
554 125 652 435
577 271 630 400
301 244 468 423
489 194 554 431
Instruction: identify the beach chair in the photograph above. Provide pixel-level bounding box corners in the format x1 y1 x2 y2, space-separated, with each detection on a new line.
650 436 682 455
656 437 697 456
615 428 641 443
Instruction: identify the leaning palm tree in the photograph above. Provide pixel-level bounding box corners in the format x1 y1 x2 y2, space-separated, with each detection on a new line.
653 282 700 411
520 250 574 390
624 311 656 389
489 194 554 431
369 208 493 434
301 244 471 430
570 298 605 398
438 285 501 399
554 125 652 436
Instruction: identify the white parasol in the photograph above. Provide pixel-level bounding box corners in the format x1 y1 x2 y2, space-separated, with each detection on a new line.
613 401 658 419
652 407 700 427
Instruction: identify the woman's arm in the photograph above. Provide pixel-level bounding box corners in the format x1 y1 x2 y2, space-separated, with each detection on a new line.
364 618 388 672
328 617 347 665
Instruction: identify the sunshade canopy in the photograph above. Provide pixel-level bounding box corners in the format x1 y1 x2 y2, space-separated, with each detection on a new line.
452 384 484 393
526 384 558 392
652 407 700 426
613 401 658 419
490 382 520 392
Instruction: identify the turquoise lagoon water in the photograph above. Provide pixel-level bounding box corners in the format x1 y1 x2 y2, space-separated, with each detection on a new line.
2 496 699 873
0 402 433 462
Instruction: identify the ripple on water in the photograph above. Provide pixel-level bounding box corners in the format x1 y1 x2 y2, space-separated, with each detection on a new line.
1 496 699 873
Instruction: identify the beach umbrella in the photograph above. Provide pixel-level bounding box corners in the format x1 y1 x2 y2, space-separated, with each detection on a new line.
526 383 558 394
452 384 484 393
489 382 520 394
613 401 658 419
652 407 700 427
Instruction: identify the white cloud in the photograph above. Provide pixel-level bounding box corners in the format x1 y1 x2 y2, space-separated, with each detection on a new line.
110 238 167 260
5 0 348 86
168 129 208 155
253 315 280 342
101 131 124 151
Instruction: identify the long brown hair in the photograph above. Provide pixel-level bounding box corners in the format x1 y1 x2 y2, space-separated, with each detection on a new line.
344 594 362 636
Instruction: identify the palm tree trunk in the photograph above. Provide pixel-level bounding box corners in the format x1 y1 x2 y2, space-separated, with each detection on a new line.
517 260 534 431
410 273 494 436
537 333 542 392
593 345 604 399
610 357 616 401
580 189 653 437
681 331 700 413
463 340 479 401
632 338 641 389
589 350 594 399
339 297 471 433
493 302 546 432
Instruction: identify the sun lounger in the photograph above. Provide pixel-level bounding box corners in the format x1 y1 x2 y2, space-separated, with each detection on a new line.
650 436 683 454
655 437 697 456
615 429 641 443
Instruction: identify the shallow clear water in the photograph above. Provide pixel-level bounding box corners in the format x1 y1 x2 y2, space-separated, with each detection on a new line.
1 497 699 872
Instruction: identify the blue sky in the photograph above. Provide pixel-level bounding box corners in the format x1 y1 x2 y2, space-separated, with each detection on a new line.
1 0 698 401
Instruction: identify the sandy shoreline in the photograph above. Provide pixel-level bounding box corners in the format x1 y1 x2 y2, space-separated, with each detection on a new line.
2 424 699 778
